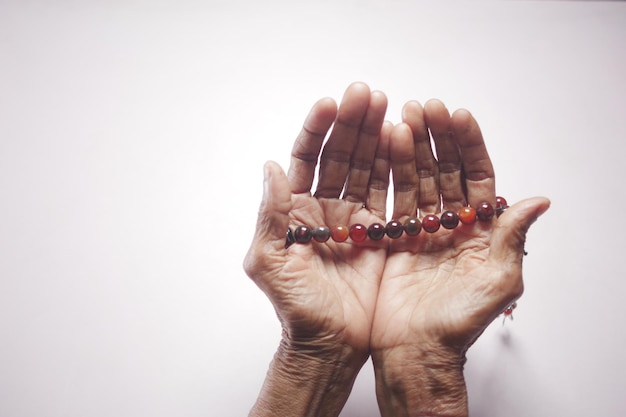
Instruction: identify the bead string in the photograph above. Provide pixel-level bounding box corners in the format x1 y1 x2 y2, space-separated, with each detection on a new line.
502 301 518 325
286 196 509 248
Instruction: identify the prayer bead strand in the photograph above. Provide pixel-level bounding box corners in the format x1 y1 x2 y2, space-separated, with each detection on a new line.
286 197 509 247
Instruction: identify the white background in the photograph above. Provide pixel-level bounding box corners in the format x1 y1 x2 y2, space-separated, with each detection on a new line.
1 1 625 416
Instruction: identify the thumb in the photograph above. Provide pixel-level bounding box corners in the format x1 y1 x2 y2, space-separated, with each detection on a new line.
489 196 551 265
243 161 293 281
255 160 293 247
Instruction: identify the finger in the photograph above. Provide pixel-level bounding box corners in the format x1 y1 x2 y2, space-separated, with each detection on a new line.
366 120 392 218
451 108 495 208
389 122 419 220
343 90 388 204
424 99 465 211
402 100 440 215
489 197 551 268
315 82 372 199
287 97 338 194
243 161 293 280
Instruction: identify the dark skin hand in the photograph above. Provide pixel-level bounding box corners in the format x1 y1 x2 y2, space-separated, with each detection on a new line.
371 99 550 417
244 82 390 356
243 82 394 417
244 83 550 417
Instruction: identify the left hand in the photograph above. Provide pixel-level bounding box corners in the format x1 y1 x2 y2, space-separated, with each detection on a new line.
370 99 550 416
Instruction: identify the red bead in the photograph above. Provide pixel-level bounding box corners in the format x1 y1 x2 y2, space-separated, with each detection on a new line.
503 301 517 316
386 220 404 239
422 214 440 233
476 201 495 221
496 196 509 217
458 206 477 225
349 223 368 242
440 210 459 230
312 226 331 242
330 225 349 242
367 223 386 241
404 218 422 236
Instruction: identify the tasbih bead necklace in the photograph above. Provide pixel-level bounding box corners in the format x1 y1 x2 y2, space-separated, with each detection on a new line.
285 196 520 323
286 196 509 248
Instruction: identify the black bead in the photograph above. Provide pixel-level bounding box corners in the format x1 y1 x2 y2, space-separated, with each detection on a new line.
386 220 404 239
440 210 459 229
367 223 386 241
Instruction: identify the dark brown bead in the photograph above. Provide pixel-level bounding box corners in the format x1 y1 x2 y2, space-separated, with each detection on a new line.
440 210 459 230
386 220 404 239
349 224 368 242
368 223 386 241
404 218 422 236
422 214 440 233
312 226 331 242
294 225 313 243
476 202 495 221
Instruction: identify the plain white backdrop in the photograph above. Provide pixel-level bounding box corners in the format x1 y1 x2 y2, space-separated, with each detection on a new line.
1 1 625 416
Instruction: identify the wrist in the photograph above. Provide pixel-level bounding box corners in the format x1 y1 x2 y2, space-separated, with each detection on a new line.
372 343 468 417
249 337 367 417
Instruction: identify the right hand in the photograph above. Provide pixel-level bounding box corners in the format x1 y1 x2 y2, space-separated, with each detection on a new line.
243 82 391 360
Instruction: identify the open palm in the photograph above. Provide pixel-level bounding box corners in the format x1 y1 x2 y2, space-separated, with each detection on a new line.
371 99 550 355
244 83 391 355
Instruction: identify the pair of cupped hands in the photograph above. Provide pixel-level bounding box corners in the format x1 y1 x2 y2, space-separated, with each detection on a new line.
243 82 549 393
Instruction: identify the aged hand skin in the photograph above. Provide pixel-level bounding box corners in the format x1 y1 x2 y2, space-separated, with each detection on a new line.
370 99 550 417
243 83 550 417
243 82 391 417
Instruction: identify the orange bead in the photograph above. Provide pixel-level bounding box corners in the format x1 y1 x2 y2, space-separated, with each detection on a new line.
330 225 349 242
458 206 477 225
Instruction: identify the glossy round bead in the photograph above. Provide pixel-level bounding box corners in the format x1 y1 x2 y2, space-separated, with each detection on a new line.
386 220 404 239
294 225 312 243
367 223 386 241
496 196 509 217
422 214 440 233
440 210 459 230
349 223 368 242
503 301 517 316
476 201 495 221
404 217 422 236
330 225 349 242
312 226 331 242
458 206 477 225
